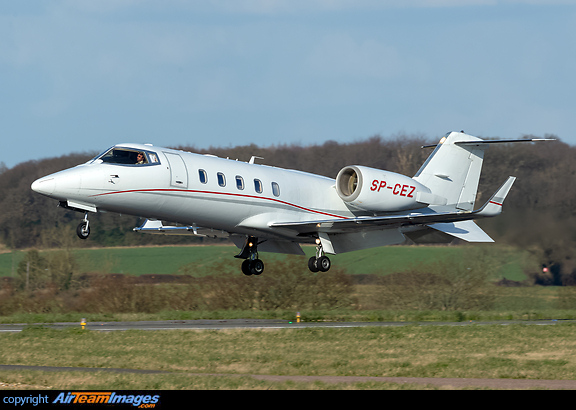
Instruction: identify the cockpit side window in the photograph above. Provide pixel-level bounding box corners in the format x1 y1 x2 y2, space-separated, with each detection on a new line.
98 148 160 166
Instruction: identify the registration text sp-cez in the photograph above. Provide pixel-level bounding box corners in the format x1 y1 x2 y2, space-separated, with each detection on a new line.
370 180 416 198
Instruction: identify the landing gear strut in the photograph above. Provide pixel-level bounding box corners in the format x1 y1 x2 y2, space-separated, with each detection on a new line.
236 236 264 276
308 239 331 272
76 212 90 240
235 236 331 275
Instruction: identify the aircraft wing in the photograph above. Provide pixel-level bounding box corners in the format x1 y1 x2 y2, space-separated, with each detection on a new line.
270 176 516 235
133 219 229 238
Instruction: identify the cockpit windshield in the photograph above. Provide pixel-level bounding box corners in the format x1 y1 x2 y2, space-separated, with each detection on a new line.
94 148 160 166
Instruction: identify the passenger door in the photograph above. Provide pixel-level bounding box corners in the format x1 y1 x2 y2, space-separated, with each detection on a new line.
163 152 189 189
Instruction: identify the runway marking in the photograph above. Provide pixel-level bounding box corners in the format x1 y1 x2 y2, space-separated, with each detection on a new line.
0 319 572 332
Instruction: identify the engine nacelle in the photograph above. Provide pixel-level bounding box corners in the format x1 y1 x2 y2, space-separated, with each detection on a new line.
336 165 442 212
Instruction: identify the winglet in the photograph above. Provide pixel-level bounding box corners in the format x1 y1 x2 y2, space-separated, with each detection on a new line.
476 176 516 217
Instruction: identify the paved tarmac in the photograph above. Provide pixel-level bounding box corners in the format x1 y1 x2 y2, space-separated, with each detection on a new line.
0 318 575 332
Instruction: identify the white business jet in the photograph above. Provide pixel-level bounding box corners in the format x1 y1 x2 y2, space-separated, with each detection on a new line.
31 131 552 276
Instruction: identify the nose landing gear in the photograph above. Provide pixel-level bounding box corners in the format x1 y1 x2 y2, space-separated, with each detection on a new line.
76 212 91 240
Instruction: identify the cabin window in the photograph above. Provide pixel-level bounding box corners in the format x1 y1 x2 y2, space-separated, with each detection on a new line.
235 176 244 190
97 148 160 166
254 179 263 194
272 182 280 197
199 169 208 184
217 172 226 187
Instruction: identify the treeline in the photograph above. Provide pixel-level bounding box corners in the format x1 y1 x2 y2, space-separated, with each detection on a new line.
1 133 575 282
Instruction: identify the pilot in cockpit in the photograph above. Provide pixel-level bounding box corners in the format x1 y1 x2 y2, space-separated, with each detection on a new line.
136 152 148 165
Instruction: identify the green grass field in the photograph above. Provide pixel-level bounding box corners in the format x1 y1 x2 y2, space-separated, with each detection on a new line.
0 244 570 390
1 324 576 390
0 244 535 280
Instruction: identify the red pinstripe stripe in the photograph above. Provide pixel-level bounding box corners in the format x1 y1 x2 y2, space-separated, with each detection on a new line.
91 188 348 219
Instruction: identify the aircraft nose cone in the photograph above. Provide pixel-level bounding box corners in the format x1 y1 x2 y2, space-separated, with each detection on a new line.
31 177 56 196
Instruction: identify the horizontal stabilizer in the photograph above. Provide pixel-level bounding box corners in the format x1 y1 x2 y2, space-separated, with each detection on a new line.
429 220 493 242
422 137 556 148
455 138 556 146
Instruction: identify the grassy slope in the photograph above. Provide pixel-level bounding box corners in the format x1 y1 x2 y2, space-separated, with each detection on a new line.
0 244 534 280
1 324 576 389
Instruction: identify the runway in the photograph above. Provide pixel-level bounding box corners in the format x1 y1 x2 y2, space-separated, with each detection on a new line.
0 318 574 332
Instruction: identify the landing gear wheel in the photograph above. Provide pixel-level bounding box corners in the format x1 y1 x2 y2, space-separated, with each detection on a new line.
241 259 264 276
250 259 264 276
76 222 90 239
237 236 265 276
309 239 331 272
241 259 252 276
308 256 319 273
317 256 331 272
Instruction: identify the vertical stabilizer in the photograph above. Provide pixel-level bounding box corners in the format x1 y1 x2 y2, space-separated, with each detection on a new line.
413 131 487 211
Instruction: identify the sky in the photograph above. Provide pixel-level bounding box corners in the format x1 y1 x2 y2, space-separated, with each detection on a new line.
1 0 576 168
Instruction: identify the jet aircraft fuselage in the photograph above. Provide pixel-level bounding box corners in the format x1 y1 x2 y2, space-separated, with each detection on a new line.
31 132 553 275
32 143 354 240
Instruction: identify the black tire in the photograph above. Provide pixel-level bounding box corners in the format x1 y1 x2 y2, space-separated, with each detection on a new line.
317 256 331 272
241 259 252 276
250 259 264 276
76 222 90 240
308 256 319 272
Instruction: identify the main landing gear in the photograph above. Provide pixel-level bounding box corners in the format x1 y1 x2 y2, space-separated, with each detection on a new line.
236 236 265 276
76 212 91 240
236 236 332 275
308 239 331 273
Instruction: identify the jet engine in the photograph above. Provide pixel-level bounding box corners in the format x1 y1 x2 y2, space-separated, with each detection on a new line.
335 165 439 212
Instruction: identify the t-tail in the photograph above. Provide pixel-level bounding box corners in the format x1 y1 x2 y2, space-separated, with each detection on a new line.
412 131 554 242
414 131 554 212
